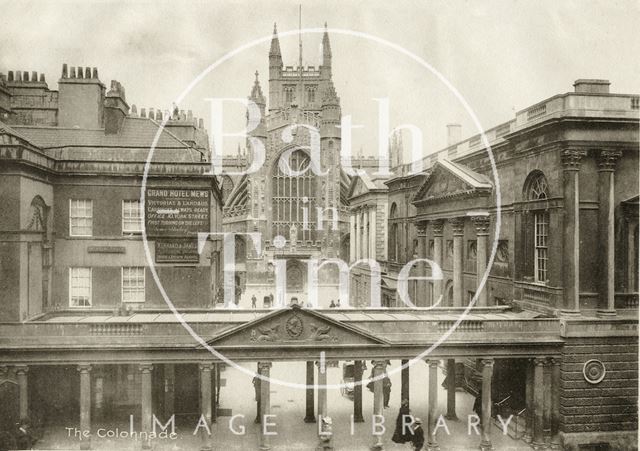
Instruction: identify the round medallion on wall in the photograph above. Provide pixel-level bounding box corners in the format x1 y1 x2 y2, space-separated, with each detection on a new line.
583 359 606 384
285 314 303 339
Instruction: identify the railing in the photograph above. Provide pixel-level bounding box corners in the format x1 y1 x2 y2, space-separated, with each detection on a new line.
493 396 528 440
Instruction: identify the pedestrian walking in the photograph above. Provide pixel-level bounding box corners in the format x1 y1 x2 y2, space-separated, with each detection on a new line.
391 398 412 443
410 417 425 451
251 294 257 309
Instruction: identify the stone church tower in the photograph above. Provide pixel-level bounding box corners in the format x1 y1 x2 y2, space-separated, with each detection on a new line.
222 24 350 306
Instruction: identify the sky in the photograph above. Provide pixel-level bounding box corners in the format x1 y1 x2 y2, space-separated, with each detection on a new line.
1 0 639 158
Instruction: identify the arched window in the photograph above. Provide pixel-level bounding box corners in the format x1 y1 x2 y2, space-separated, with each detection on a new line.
523 171 550 283
389 203 399 262
272 149 315 242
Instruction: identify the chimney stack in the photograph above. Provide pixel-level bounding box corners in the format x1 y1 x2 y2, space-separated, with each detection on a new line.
447 123 462 147
58 63 105 129
573 79 610 94
104 80 128 134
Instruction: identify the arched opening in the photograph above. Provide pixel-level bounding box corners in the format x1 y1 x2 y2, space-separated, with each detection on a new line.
522 171 550 284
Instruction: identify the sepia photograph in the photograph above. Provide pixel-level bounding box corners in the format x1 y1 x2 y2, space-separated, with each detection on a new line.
0 1 638 450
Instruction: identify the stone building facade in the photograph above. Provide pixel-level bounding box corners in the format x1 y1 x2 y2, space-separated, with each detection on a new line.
347 78 639 449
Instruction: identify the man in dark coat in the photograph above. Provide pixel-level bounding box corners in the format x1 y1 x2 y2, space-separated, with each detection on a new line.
410 417 425 451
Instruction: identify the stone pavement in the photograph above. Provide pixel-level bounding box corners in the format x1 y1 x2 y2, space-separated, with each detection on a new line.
35 361 531 450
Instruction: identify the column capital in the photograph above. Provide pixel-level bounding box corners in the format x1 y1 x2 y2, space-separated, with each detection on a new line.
199 362 214 372
471 215 491 235
450 217 465 235
533 357 547 367
480 358 494 368
416 221 427 236
139 363 154 374
432 219 445 236
258 361 272 372
77 364 92 374
597 149 623 172
14 365 29 375
561 148 587 171
549 357 561 366
372 360 388 370
425 359 439 367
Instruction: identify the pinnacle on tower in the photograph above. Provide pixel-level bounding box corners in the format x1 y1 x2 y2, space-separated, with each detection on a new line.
250 71 265 106
322 22 332 67
269 23 282 60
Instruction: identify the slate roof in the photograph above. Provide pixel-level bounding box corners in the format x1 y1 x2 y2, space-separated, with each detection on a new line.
13 116 192 150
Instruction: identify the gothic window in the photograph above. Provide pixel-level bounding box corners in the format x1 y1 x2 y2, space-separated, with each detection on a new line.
522 171 551 284
272 149 315 242
306 85 316 104
284 86 295 105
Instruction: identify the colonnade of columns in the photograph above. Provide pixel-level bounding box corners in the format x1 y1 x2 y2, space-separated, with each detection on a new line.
416 214 491 307
7 356 561 450
350 205 377 262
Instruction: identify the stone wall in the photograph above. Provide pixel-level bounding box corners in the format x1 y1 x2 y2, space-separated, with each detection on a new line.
560 335 638 450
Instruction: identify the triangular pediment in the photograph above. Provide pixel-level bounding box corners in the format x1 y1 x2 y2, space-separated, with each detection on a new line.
205 305 389 347
349 176 369 199
413 159 492 204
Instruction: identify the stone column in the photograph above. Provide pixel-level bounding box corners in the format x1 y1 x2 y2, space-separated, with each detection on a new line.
363 209 369 259
371 360 386 451
355 210 361 260
258 362 272 451
15 365 28 420
445 359 457 420
212 363 218 424
304 361 316 423
199 363 213 451
353 360 364 423
597 149 622 316
77 364 91 451
432 220 444 306
561 148 587 314
416 222 428 307
164 364 175 421
480 359 494 451
472 215 491 306
550 358 561 447
532 358 546 449
401 359 410 407
451 217 465 307
370 207 377 259
523 359 534 443
350 214 356 262
543 360 552 444
426 360 439 450
139 363 153 449
317 361 327 421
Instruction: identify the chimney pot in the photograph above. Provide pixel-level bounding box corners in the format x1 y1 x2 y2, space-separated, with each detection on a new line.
62 63 68 79
39 73 45 82
70 67 76 78
140 108 146 118
131 104 137 116
23 71 29 82
32 71 37 82
8 71 14 81
85 67 91 79
16 71 22 82
156 110 163 121
92 67 98 79
77 67 83 79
